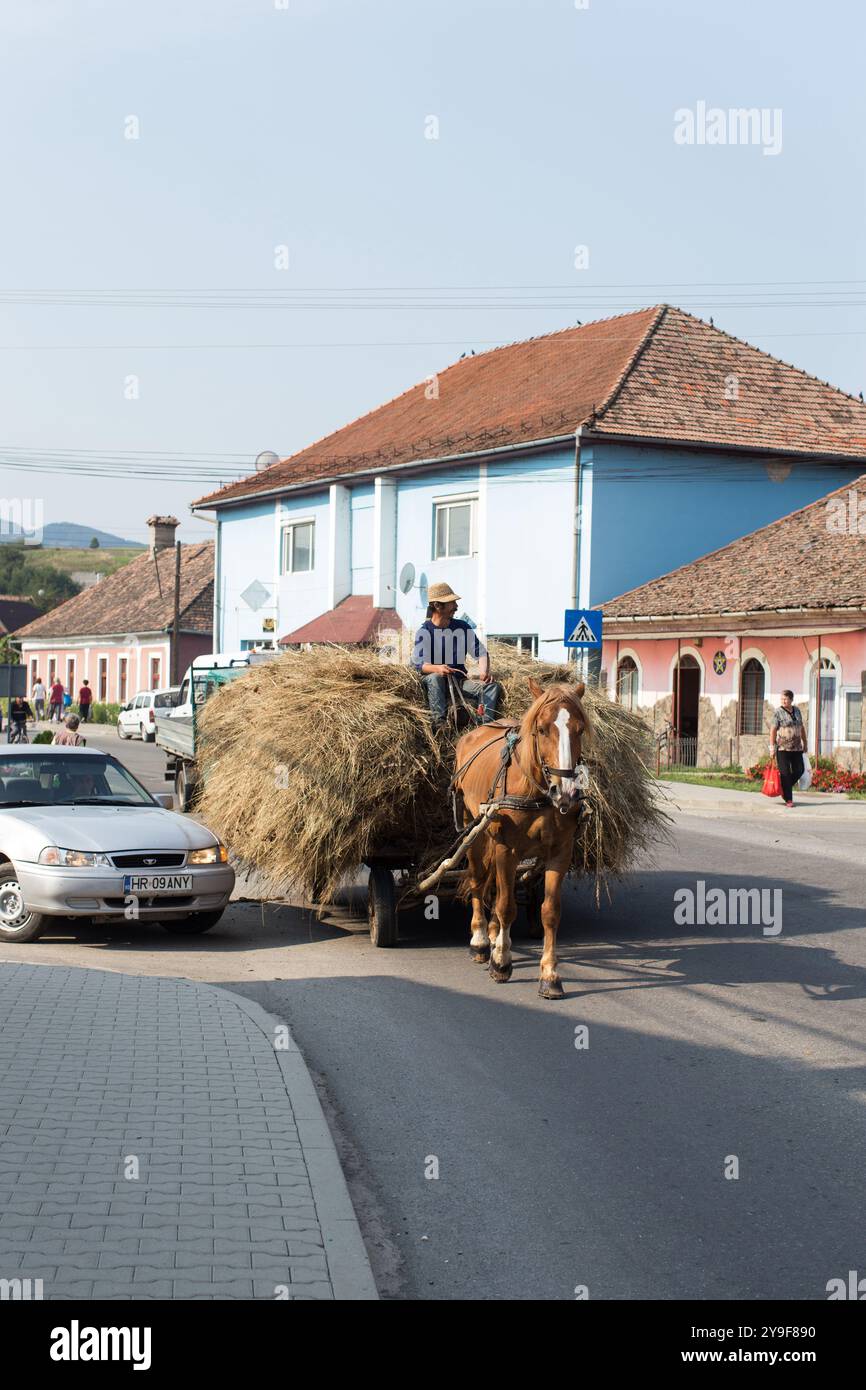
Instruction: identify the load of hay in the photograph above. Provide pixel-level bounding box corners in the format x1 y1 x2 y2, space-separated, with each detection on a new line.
196 642 669 904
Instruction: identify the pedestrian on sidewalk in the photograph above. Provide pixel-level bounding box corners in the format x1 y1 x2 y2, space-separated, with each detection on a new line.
32 675 46 721
78 679 93 722
49 677 64 722
770 690 807 808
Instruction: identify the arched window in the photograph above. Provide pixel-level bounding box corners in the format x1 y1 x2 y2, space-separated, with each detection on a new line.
616 656 638 710
811 657 837 752
739 658 765 734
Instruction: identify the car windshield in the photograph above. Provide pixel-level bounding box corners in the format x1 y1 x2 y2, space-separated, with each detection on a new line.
0 754 155 807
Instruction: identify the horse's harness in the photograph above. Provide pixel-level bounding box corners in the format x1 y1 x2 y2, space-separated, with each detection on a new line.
450 696 589 829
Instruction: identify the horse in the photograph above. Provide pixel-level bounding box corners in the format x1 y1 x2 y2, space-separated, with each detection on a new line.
452 677 590 1000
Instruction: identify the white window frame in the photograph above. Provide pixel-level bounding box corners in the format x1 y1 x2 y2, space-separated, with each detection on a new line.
281 518 316 575
489 633 538 657
433 494 478 560
616 655 640 712
841 686 863 746
808 655 840 749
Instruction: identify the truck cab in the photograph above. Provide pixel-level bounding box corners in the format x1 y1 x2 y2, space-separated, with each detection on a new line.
157 650 277 809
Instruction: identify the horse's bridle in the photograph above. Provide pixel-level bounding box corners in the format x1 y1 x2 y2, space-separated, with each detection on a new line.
528 697 588 813
452 694 588 819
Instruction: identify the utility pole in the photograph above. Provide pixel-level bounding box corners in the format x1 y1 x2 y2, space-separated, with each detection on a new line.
172 541 181 684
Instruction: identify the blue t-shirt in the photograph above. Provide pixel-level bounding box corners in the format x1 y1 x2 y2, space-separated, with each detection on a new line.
412 619 486 678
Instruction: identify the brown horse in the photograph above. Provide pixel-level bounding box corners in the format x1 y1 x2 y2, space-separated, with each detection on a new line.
453 677 590 1000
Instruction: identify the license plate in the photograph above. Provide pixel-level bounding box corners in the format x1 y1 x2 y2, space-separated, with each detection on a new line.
123 873 194 894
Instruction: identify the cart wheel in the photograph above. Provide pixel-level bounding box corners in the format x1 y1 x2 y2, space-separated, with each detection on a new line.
524 879 545 939
175 763 198 813
368 866 398 947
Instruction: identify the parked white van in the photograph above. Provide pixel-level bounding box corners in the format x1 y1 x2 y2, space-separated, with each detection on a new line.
117 688 180 743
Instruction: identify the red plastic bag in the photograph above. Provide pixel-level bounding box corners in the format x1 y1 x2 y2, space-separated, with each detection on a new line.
761 762 782 798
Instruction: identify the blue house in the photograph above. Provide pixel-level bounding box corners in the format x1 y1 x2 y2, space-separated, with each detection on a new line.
194 306 866 663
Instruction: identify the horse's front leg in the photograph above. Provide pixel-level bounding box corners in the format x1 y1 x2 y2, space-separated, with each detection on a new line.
539 844 571 1000
489 841 518 983
465 835 490 964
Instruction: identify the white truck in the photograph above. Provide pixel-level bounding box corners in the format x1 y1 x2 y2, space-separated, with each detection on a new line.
155 651 276 810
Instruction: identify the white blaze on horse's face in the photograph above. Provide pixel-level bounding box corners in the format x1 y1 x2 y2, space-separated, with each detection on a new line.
554 707 576 797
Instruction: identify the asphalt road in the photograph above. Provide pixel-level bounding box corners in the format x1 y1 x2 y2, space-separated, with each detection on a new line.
4 727 866 1300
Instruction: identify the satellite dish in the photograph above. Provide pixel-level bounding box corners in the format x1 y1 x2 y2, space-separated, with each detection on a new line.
398 562 415 595
418 572 429 608
255 451 280 472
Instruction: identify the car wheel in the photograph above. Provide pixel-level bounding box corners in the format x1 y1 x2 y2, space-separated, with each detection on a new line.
161 910 224 935
0 865 48 943
117 721 130 739
144 728 156 743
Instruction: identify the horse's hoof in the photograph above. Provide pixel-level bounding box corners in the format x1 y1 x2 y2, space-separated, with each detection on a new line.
538 977 564 1000
489 958 513 983
472 945 490 964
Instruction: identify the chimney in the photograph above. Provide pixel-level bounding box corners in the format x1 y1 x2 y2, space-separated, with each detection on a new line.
147 515 179 554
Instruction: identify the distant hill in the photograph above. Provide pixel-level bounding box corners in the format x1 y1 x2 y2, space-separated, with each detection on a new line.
0 522 144 549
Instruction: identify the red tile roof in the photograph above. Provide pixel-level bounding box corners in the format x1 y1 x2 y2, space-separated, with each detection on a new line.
16 543 214 640
280 594 400 646
195 306 866 509
601 474 866 620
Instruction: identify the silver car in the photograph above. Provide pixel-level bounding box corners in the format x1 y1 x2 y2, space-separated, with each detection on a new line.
0 745 234 944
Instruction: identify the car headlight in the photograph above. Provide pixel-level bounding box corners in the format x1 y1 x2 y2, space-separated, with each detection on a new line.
38 847 113 868
187 844 229 865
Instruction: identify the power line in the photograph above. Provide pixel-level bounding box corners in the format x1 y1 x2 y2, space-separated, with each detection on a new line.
1 327 865 351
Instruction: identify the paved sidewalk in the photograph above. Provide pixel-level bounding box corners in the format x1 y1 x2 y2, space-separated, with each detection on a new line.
0 963 377 1300
656 778 866 818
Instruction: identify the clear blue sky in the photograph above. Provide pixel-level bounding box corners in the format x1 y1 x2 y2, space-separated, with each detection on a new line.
0 0 863 544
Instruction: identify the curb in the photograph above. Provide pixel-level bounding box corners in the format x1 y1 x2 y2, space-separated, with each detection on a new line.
656 789 866 818
206 984 378 1302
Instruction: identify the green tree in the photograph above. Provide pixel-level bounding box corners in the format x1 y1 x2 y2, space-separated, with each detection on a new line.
0 544 80 612
89 536 100 549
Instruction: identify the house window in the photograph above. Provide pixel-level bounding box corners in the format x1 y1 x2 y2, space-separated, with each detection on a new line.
281 520 315 574
489 633 538 656
433 496 476 559
29 658 37 690
48 658 57 686
811 657 837 751
845 691 862 742
150 657 161 690
98 657 108 702
118 658 128 704
616 656 639 711
66 657 76 696
739 658 765 735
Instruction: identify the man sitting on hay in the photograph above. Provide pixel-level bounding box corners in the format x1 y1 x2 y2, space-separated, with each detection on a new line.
412 581 501 728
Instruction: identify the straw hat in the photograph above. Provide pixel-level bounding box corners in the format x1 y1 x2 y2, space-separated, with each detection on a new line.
427 581 461 604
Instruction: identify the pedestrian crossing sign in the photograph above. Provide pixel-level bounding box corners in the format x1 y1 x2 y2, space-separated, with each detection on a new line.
564 609 602 648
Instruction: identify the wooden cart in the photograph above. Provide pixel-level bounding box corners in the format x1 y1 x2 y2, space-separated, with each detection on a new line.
363 848 545 948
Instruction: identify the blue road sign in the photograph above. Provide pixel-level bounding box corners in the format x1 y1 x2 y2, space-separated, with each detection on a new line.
564 609 602 648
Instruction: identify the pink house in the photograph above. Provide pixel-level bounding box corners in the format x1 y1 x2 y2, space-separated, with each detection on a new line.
600 479 866 769
15 517 214 707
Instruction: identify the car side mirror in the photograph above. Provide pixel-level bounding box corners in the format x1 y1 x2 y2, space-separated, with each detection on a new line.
153 793 174 809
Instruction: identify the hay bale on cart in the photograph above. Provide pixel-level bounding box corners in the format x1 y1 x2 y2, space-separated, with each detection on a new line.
196 643 668 937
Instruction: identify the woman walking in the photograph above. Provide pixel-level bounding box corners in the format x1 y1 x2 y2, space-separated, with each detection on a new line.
770 689 807 808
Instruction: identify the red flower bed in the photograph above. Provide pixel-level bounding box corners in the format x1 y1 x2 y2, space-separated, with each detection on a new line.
745 755 866 794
